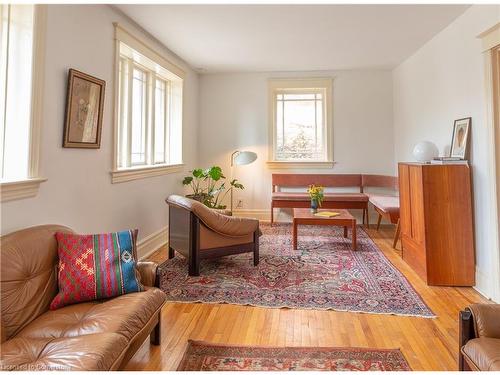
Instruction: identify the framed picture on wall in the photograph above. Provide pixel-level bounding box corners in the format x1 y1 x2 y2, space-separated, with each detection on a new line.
63 69 105 148
450 117 471 159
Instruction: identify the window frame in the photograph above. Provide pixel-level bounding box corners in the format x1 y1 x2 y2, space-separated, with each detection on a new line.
267 78 334 169
112 23 185 184
0 4 47 202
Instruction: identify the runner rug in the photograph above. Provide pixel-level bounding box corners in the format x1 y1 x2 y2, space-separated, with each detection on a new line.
176 340 412 371
158 223 434 317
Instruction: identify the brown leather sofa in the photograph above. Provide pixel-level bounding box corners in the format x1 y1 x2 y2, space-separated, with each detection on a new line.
0 225 165 371
459 303 500 371
166 195 260 276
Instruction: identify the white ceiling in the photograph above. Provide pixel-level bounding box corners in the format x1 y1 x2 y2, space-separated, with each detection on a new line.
117 4 470 73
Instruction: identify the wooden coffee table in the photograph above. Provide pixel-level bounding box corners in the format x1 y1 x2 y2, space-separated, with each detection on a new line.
292 208 357 250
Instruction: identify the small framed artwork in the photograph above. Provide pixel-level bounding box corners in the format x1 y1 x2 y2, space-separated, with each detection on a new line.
63 69 105 148
450 117 471 159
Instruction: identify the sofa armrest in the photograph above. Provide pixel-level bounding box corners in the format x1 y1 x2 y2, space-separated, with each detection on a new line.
469 304 500 339
136 261 159 288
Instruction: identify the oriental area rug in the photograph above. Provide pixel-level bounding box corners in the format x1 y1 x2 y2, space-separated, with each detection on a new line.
176 340 412 371
158 223 434 317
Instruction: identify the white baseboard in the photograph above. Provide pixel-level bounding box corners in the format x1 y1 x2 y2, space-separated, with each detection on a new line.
137 226 168 260
474 266 499 302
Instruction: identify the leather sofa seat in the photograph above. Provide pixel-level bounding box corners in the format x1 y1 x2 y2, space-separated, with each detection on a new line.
462 338 500 371
272 192 369 202
15 288 165 341
1 332 129 371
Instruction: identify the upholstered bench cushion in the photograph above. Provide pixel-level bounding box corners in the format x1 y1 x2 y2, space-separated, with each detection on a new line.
0 333 128 371
272 192 368 202
368 195 400 214
462 338 500 371
16 288 165 342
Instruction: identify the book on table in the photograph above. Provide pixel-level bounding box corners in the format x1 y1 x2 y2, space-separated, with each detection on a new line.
314 211 341 218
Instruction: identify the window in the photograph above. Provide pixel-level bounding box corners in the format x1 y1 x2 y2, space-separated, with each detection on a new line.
268 78 333 168
0 5 46 201
113 24 184 183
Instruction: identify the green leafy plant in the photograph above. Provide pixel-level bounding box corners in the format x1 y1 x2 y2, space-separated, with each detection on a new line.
182 166 244 209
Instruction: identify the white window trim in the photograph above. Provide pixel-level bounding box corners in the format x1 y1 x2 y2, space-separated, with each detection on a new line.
1 5 47 203
111 23 185 183
267 77 334 169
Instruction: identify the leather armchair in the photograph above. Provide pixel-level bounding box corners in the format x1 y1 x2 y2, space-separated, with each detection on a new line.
166 195 260 276
459 303 500 371
0 225 165 371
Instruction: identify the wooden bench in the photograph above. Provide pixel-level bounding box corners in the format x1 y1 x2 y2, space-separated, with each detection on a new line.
271 174 399 234
271 174 370 225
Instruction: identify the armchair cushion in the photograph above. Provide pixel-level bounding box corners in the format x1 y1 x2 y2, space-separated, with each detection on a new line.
469 304 500 338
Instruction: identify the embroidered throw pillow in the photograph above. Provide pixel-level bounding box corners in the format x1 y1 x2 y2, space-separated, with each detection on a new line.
50 229 143 310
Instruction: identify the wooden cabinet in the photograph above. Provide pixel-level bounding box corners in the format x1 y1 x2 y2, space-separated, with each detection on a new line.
398 163 475 286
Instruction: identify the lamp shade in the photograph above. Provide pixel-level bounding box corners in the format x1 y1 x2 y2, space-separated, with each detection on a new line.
412 141 439 162
233 151 258 166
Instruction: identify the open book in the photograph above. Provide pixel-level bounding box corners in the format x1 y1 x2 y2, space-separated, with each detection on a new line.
314 211 341 218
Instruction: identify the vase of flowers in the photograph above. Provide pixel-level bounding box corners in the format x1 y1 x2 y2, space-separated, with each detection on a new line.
307 184 324 213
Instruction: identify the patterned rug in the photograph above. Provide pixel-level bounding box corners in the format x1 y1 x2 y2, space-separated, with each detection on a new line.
177 340 412 371
159 223 434 317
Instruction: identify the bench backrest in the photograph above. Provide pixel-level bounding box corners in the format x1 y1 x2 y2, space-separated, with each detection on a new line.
361 174 398 190
272 174 362 191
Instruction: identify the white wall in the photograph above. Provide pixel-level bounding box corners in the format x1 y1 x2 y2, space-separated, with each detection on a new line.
393 5 500 301
0 5 199 256
198 70 394 213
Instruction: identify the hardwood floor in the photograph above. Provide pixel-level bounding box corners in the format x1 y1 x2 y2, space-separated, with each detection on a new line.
126 224 489 371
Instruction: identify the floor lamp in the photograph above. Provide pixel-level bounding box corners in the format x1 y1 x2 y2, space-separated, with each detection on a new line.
230 150 258 213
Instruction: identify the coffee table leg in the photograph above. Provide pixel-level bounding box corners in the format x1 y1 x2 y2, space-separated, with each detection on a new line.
343 226 348 238
293 219 298 250
352 221 357 250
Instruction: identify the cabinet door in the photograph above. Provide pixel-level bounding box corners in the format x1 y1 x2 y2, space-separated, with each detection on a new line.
408 165 425 245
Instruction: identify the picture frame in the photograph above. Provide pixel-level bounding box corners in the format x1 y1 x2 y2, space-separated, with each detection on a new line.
449 117 471 159
63 69 105 148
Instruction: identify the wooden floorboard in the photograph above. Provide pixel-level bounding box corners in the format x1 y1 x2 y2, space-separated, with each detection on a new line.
126 224 489 371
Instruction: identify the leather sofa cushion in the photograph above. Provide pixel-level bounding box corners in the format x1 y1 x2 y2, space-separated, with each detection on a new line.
199 224 253 250
0 333 128 371
462 338 500 371
16 288 165 342
1 225 74 341
272 192 369 202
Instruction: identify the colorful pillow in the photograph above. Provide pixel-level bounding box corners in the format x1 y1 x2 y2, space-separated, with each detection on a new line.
50 229 143 310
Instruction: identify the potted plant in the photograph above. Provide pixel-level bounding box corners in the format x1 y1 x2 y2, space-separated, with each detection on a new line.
307 184 324 213
182 166 244 209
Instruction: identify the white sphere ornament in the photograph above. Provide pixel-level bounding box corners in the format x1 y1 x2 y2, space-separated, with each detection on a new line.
412 141 439 163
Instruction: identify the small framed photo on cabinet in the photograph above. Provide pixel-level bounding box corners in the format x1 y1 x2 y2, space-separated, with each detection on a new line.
450 117 471 159
63 69 105 148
